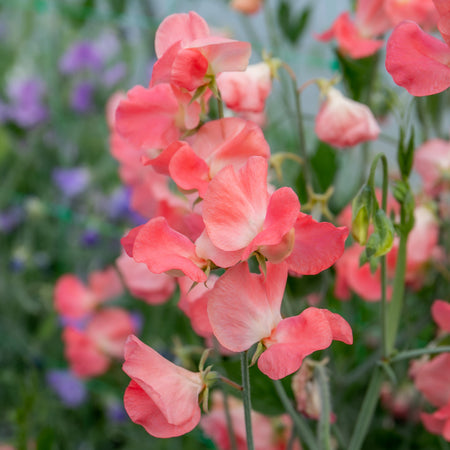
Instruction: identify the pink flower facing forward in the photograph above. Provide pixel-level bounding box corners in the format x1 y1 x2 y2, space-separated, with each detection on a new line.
115 83 201 151
208 262 353 379
63 308 135 378
203 156 348 274
122 335 206 438
386 1 450 96
316 0 391 59
315 87 380 149
54 267 123 319
145 117 271 198
151 11 251 91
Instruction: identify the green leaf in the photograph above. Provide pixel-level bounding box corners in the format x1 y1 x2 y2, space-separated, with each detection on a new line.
278 2 312 44
310 141 337 191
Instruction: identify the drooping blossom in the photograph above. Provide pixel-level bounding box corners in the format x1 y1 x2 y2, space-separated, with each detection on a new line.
380 382 419 421
414 138 450 197
200 391 300 450
431 300 450 333
292 359 336 422
54 267 123 319
115 251 176 305
208 262 353 379
315 87 380 148
122 335 206 437
385 1 450 96
150 11 251 91
63 308 135 378
316 0 391 59
203 156 348 274
217 63 272 113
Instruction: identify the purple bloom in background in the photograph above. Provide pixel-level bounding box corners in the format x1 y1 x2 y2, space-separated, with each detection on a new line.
6 78 48 127
0 206 24 233
106 187 146 225
52 167 90 198
59 41 103 75
46 370 87 407
102 62 127 87
70 81 94 112
81 229 100 247
106 399 128 422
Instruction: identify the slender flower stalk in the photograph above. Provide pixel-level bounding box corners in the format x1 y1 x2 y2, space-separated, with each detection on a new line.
389 346 450 363
240 351 254 450
315 364 332 450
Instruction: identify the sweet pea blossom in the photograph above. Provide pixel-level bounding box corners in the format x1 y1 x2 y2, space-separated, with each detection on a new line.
217 63 272 113
150 11 251 91
316 0 391 59
230 0 263 15
385 0 450 96
208 262 353 379
122 335 205 438
315 87 380 148
203 156 348 273
63 308 135 378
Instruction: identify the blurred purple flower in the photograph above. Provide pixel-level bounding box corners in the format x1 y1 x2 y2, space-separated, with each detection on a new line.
59 41 103 75
6 78 48 127
106 399 128 422
52 167 90 198
102 62 127 87
70 81 94 112
46 370 87 407
94 31 120 61
81 229 100 247
106 187 146 225
0 206 24 233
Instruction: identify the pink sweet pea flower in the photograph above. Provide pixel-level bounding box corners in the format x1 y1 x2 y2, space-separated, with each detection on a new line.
208 262 352 379
151 11 251 91
230 0 263 15
166 118 270 198
201 391 300 450
431 300 450 333
384 0 438 29
203 156 348 273
385 0 450 97
54 267 123 319
115 252 176 305
115 83 201 151
316 0 391 59
414 138 450 197
63 308 135 378
122 335 205 438
315 87 380 148
217 62 272 113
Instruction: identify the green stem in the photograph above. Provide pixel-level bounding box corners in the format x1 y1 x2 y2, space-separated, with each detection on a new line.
315 365 332 450
390 346 450 363
273 380 318 450
385 232 408 355
348 367 384 450
240 351 254 450
216 89 224 120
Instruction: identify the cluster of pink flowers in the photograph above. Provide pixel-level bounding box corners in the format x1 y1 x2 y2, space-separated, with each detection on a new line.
105 10 354 440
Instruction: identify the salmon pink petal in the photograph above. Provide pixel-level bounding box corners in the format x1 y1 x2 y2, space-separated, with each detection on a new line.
171 48 209 91
169 145 210 197
132 217 207 283
195 230 243 268
191 118 270 178
203 157 269 251
385 21 450 96
121 225 145 257
356 0 392 36
151 41 182 86
141 141 186 175
116 84 180 149
155 11 210 58
88 267 123 303
123 336 203 428
63 327 110 378
431 300 450 332
54 274 95 319
208 262 285 352
259 307 352 379
285 212 349 275
243 187 299 260
124 381 201 438
116 252 176 305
